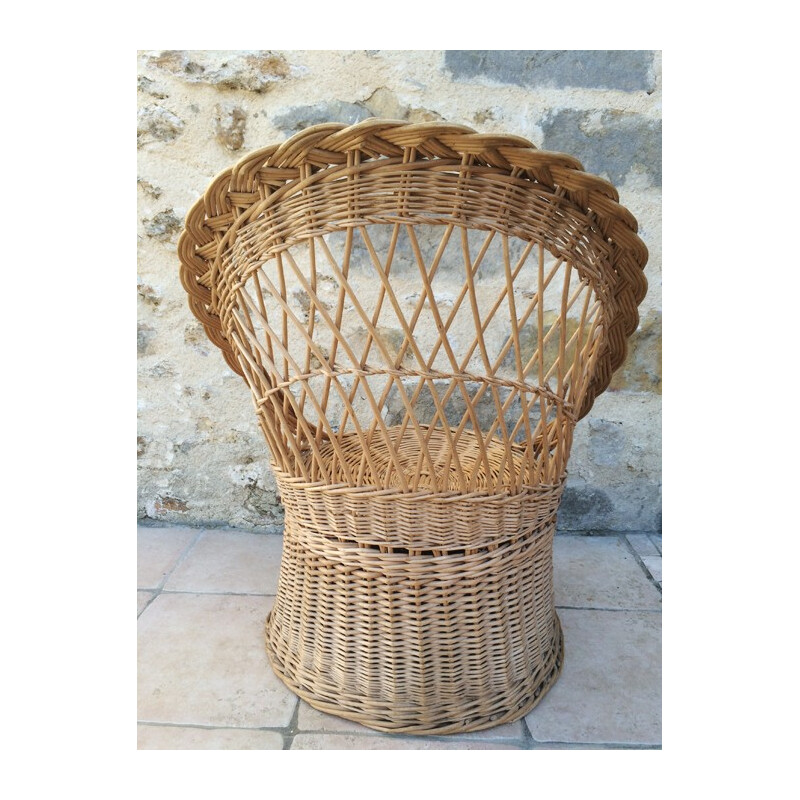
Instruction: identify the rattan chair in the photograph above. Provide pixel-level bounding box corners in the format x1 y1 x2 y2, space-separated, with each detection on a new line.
178 119 648 734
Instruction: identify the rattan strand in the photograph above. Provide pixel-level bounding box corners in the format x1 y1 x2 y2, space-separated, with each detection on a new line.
177 119 648 734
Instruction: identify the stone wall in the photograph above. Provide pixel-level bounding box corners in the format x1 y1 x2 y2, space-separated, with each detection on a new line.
137 50 662 533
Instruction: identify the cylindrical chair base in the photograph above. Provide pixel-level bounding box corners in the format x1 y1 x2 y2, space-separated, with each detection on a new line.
264 475 565 734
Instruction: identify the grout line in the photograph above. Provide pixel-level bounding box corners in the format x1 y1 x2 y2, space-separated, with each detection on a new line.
137 528 205 616
647 532 662 554
138 720 288 732
525 740 661 750
520 716 536 749
288 730 530 748
289 700 530 746
620 533 662 594
161 528 205 587
136 719 659 750
282 698 301 750
137 591 158 619
136 520 284 536
137 721 291 750
157 589 277 598
556 604 661 613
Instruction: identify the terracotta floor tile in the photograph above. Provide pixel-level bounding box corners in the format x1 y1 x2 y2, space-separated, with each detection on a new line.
138 593 296 728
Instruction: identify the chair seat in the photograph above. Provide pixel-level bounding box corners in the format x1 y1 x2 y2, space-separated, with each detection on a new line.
309 425 538 493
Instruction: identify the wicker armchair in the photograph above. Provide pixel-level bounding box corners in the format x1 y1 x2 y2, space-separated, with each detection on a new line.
178 119 648 734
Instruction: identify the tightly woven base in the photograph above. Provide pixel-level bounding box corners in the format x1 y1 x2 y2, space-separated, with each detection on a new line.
265 609 563 735
265 440 565 734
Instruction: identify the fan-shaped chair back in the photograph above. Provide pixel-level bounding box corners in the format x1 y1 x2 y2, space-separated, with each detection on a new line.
180 120 646 496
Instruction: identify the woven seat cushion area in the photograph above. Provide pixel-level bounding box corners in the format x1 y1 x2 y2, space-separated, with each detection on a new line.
310 425 540 493
177 119 647 733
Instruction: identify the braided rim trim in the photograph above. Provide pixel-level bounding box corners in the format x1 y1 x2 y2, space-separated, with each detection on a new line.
178 119 648 420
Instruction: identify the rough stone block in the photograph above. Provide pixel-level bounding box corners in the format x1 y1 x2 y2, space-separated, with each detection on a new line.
558 471 661 533
137 323 155 355
445 50 655 92
407 108 443 123
137 279 162 306
541 109 661 187
558 485 613 529
137 177 162 198
214 102 246 151
183 321 210 357
364 87 408 120
137 75 168 100
610 309 662 392
145 50 289 92
142 209 182 241
558 481 661 532
273 101 371 135
588 419 626 467
137 105 184 146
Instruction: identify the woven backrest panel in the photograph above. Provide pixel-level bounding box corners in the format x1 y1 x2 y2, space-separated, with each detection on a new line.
179 120 647 495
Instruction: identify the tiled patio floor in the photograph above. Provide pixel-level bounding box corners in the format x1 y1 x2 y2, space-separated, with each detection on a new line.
138 525 661 750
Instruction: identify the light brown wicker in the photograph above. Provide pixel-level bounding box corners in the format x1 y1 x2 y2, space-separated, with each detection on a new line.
178 119 648 734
